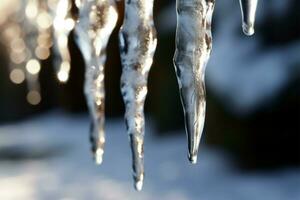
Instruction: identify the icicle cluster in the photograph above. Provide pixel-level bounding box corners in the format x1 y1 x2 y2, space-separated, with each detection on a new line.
0 0 259 191
0 0 76 104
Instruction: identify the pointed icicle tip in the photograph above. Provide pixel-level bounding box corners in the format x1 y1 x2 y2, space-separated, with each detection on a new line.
134 179 143 191
173 0 213 166
242 22 255 36
94 148 104 165
119 0 156 192
188 154 198 164
76 0 118 168
239 0 258 36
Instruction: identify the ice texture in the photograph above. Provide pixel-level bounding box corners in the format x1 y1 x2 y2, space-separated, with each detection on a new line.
173 0 215 164
119 0 157 191
239 0 258 36
75 0 118 164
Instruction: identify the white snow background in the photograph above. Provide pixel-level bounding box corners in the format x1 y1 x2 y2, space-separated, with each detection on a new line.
0 111 299 200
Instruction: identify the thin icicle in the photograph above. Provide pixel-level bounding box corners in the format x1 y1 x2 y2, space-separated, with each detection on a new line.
52 0 75 82
75 0 118 164
173 0 215 164
239 0 258 36
119 0 157 191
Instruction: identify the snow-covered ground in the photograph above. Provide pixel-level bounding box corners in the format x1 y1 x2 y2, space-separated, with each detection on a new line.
0 112 299 200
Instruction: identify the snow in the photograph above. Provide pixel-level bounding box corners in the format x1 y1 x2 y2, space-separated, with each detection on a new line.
0 112 299 199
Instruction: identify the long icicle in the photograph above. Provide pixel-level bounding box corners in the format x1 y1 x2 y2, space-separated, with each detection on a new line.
239 0 258 36
173 0 215 164
75 0 118 164
119 0 157 191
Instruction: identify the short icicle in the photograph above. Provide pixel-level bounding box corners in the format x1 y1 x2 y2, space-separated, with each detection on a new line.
119 0 157 191
239 0 258 36
75 0 118 164
173 0 215 164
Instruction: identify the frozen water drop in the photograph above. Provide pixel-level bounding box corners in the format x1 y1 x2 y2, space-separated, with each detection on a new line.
242 22 255 36
95 148 104 165
189 154 198 164
239 0 258 36
134 179 143 191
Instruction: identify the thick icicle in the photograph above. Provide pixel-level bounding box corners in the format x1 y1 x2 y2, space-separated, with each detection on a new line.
173 0 215 164
75 0 118 164
119 0 157 191
239 0 258 36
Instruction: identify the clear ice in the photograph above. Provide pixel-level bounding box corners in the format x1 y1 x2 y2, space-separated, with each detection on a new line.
239 0 258 36
119 0 157 191
173 0 215 164
75 0 118 164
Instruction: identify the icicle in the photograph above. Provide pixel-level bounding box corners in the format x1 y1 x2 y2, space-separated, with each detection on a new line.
52 0 75 82
75 0 118 164
239 0 258 36
173 0 215 164
119 0 157 191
